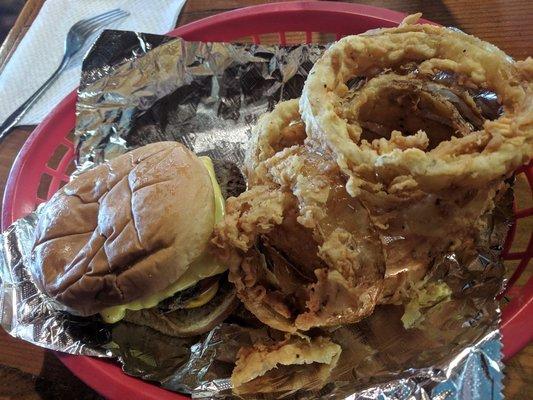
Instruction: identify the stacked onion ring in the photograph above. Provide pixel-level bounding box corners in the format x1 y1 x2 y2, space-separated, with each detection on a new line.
300 15 532 196
214 15 532 335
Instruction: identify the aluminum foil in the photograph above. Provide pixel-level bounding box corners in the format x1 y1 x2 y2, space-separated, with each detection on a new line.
75 30 322 170
0 30 508 399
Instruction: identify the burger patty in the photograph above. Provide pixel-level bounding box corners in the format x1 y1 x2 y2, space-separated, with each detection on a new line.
124 273 238 337
157 274 224 313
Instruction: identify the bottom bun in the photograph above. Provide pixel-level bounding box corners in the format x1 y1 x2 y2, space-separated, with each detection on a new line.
123 278 238 337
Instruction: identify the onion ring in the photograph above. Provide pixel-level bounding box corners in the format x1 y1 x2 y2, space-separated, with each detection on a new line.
215 101 385 332
217 94 506 333
245 98 306 185
300 15 532 196
232 336 341 395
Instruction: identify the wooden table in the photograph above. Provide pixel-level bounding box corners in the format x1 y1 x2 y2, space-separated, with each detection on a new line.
0 1 531 399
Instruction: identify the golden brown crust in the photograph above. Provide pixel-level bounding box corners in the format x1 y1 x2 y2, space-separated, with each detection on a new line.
231 336 341 395
215 17 529 341
212 185 293 253
215 45 516 330
31 142 215 316
300 22 533 196
214 145 386 332
244 98 306 185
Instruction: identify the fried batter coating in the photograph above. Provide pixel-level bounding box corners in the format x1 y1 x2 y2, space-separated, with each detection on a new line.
232 336 341 395
301 15 532 196
214 90 506 332
218 15 532 397
211 185 292 253
214 176 385 332
215 15 530 337
296 15 529 303
215 101 385 332
245 98 306 186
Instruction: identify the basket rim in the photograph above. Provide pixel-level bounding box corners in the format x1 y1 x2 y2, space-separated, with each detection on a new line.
1 2 530 400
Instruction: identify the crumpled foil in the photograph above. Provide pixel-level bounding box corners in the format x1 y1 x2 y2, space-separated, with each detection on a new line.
0 30 508 399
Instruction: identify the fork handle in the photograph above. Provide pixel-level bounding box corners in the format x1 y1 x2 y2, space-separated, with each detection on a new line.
0 55 71 141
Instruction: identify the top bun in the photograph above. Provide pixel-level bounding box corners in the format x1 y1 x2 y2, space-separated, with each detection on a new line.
31 142 215 316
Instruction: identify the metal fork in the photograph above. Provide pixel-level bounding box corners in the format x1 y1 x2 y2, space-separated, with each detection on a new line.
0 8 130 140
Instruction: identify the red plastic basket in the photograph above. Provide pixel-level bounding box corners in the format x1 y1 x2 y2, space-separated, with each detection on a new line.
2 2 531 399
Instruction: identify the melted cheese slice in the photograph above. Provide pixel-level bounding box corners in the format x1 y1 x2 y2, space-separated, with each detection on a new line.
100 157 226 323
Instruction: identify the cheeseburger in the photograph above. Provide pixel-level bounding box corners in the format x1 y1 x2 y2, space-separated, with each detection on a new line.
31 141 238 336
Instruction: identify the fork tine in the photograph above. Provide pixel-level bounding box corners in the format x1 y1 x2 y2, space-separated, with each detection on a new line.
83 8 123 25
83 15 129 37
69 9 125 32
70 18 90 31
82 10 126 27
79 10 129 36
77 10 124 32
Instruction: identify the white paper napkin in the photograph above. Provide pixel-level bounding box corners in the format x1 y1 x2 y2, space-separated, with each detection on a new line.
0 0 186 126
